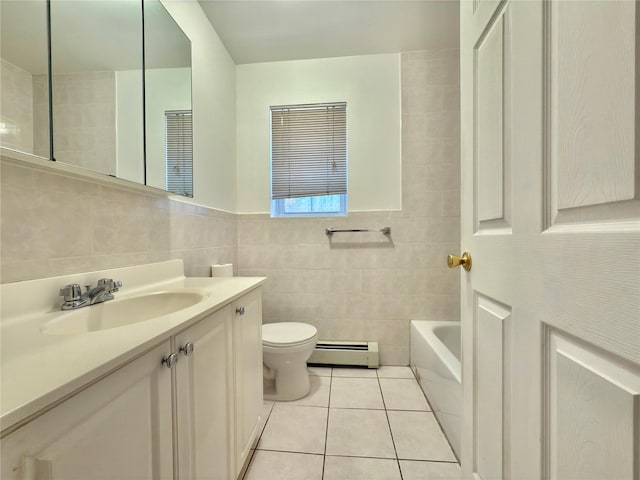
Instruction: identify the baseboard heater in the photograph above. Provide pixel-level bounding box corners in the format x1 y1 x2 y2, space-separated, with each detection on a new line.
308 341 379 368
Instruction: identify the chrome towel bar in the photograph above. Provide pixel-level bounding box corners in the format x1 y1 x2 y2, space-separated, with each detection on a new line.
325 227 391 236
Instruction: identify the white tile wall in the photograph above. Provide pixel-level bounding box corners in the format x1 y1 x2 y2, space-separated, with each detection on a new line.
237 49 461 365
33 72 117 175
2 50 459 367
0 160 237 283
32 75 50 158
0 59 35 153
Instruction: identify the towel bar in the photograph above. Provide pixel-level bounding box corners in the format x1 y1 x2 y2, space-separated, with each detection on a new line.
325 227 391 236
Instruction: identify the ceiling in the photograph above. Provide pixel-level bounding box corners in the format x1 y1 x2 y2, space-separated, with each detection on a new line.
1 0 459 74
198 0 460 65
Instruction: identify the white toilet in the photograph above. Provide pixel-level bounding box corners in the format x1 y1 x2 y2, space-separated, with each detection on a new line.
262 322 318 401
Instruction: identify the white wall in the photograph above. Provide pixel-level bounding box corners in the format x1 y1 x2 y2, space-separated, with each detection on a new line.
160 0 236 212
236 54 401 214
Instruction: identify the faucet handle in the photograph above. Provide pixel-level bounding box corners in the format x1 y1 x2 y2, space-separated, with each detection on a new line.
59 284 82 302
97 278 122 292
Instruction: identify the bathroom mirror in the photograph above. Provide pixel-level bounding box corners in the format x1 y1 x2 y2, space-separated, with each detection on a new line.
49 0 145 183
0 0 51 159
2 0 192 192
144 0 193 197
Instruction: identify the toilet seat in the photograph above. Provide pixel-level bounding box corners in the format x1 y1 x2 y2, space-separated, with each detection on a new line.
262 322 317 348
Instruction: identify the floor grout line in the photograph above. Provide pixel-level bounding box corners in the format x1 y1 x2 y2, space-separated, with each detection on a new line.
412 366 461 464
376 371 405 480
321 372 333 479
396 458 460 464
242 401 275 480
325 405 386 411
250 447 461 464
240 448 257 480
245 366 460 479
254 447 325 456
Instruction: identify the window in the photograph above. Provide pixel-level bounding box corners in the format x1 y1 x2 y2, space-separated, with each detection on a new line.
165 110 193 197
270 102 347 217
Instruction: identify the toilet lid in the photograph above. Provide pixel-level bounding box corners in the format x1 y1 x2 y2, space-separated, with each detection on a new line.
262 322 317 347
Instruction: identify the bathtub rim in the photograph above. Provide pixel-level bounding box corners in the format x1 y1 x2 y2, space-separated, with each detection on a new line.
410 320 461 384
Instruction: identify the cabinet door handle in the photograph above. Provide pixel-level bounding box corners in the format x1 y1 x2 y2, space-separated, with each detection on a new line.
179 342 194 356
161 353 178 368
236 306 245 315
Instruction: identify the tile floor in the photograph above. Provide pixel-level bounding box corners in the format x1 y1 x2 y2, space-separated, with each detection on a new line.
243 366 461 480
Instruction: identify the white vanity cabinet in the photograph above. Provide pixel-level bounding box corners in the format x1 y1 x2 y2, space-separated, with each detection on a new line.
174 305 234 480
232 288 264 474
1 286 264 480
0 341 174 480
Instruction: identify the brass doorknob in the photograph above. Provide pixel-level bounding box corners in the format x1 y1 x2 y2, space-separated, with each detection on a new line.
447 252 472 271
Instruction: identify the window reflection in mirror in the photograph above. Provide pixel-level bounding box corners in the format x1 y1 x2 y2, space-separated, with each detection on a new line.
144 0 193 197
0 0 51 159
50 0 144 183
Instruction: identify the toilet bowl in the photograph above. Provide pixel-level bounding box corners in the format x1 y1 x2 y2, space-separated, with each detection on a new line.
262 322 318 401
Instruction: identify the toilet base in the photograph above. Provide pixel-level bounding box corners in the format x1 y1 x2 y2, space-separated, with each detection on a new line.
263 364 311 401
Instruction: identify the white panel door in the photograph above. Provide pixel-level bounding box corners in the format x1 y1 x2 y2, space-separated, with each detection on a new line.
175 306 234 480
460 1 640 479
1 342 174 480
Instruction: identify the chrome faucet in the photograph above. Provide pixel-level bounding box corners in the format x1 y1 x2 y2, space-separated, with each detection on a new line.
59 278 123 310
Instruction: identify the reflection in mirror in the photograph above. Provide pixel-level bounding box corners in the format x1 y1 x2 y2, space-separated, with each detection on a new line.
144 0 193 197
50 0 144 183
0 0 51 158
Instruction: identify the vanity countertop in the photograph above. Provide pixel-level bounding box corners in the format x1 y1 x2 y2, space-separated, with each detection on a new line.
0 260 265 435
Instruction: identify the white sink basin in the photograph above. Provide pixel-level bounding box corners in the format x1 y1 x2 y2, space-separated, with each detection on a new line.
41 291 207 335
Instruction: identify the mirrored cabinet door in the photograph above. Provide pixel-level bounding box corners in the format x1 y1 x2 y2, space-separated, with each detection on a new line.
49 0 145 183
0 0 51 159
144 0 193 197
1 0 193 196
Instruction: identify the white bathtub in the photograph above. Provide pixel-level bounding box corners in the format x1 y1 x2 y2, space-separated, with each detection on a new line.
410 320 461 459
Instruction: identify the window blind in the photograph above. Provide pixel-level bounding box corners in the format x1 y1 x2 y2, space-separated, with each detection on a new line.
165 110 193 197
271 102 347 200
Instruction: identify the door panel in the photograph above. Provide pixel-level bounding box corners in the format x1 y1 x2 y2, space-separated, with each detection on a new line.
545 329 640 480
474 295 512 480
544 0 639 227
543 1 640 228
471 1 503 34
538 233 640 362
475 10 511 230
549 1 637 214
